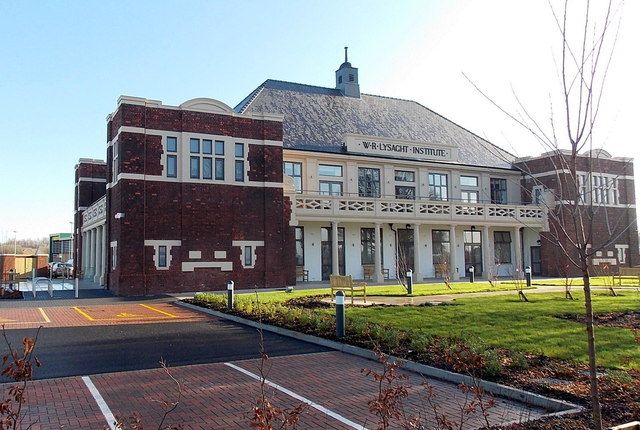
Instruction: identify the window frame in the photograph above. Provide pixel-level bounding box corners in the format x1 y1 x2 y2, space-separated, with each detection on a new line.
318 164 343 177
490 178 508 204
358 167 381 198
284 161 303 193
295 227 305 266
428 173 449 201
460 175 478 187
494 231 512 264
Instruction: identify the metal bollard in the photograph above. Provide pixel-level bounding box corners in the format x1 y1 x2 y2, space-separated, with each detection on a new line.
75 277 79 299
226 280 234 310
469 266 475 283
406 269 413 295
525 266 532 287
335 290 345 338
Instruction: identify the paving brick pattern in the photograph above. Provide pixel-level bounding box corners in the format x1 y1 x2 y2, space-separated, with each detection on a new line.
3 351 547 429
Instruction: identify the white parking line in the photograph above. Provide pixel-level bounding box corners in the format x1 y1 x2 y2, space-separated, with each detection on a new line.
38 308 51 323
224 362 369 430
82 376 117 430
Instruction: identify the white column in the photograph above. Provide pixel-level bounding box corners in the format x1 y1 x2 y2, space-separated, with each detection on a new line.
94 226 102 284
373 223 384 283
482 226 492 278
331 221 340 276
513 226 522 276
88 228 96 279
450 225 459 280
81 232 87 277
413 223 422 282
100 225 107 285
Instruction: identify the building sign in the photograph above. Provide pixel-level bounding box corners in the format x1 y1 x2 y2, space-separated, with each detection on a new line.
345 134 454 162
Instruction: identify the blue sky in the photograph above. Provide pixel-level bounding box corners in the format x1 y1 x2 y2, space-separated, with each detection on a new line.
1 1 638 240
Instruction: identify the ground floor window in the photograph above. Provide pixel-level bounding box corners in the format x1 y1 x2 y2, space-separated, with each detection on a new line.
295 227 304 266
494 231 512 264
432 230 450 265
360 228 383 265
464 230 482 277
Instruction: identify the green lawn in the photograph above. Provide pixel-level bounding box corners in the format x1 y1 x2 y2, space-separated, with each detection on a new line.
526 276 640 287
233 281 529 303
344 291 640 369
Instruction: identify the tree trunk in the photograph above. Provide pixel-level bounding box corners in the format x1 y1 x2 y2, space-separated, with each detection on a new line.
582 267 603 430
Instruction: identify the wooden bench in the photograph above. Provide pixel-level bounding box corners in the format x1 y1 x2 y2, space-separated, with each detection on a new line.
296 266 309 282
613 267 640 286
362 265 390 281
330 275 367 304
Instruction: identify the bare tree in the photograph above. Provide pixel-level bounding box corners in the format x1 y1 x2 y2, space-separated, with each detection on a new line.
466 2 631 428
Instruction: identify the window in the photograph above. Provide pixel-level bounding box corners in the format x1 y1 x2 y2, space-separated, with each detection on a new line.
396 186 415 199
358 167 381 198
395 170 415 182
593 175 609 204
112 141 119 179
166 137 178 178
578 174 588 202
460 175 478 187
338 75 342 84
464 230 481 243
202 139 212 155
244 246 252 267
235 143 244 182
215 141 224 180
318 164 342 177
532 185 543 204
284 161 303 193
428 173 448 201
611 178 619 204
158 245 167 268
490 178 507 204
461 190 479 203
349 74 354 82
190 138 200 154
432 230 450 265
319 181 343 196
190 156 200 179
202 157 212 179
361 228 383 265
295 227 305 266
494 231 512 264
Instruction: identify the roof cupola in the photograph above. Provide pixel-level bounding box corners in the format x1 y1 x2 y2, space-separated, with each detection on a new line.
335 47 360 98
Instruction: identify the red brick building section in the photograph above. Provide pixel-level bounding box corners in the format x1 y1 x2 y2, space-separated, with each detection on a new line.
105 97 295 296
73 159 107 277
516 150 638 276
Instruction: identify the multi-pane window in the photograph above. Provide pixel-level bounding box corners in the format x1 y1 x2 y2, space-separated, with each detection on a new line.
358 167 381 198
244 246 252 267
532 186 543 204
112 141 120 179
494 231 512 264
428 173 448 201
578 174 588 202
593 175 610 204
461 190 479 203
611 178 619 204
490 178 507 204
235 143 244 182
295 227 304 266
395 170 415 199
319 181 343 196
158 245 167 268
215 141 224 180
284 161 303 193
360 228 383 265
318 164 342 177
166 137 177 178
189 138 201 179
432 230 450 264
460 176 478 187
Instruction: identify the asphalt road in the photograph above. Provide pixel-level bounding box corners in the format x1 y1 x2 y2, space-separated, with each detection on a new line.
2 318 327 380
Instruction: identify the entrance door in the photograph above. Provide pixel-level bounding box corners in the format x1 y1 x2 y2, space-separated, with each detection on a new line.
530 246 541 275
321 227 345 280
397 229 414 276
463 230 483 277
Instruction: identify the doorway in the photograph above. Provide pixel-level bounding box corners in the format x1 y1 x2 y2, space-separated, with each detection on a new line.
463 230 482 277
321 226 345 280
397 228 414 275
530 246 541 275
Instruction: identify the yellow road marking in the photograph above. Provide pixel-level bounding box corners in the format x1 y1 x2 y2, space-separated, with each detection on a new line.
38 308 51 323
73 306 95 321
139 304 178 318
0 317 15 323
116 312 142 318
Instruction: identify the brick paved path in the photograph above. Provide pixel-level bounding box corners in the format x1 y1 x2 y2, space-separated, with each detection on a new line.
8 351 546 430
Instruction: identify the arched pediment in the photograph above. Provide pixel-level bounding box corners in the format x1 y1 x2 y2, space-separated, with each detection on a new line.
179 98 234 114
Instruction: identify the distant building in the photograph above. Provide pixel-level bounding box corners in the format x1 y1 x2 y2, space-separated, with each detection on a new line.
73 52 638 295
49 233 73 263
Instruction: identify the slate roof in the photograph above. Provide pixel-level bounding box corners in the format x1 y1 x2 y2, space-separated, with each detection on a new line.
235 79 515 169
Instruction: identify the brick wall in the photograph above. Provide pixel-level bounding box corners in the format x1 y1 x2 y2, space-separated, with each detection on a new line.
516 153 638 277
106 102 293 296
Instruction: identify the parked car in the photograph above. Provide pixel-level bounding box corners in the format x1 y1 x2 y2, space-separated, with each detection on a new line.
51 262 73 278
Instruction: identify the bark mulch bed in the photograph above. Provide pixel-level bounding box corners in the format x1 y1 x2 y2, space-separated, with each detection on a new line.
558 310 640 330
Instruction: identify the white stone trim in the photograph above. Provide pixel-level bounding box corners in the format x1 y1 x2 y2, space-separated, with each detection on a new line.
110 172 283 189
615 244 629 264
232 240 265 269
110 241 117 270
182 261 233 272
214 251 227 259
144 240 181 270
77 177 108 184
188 251 201 259
527 169 634 181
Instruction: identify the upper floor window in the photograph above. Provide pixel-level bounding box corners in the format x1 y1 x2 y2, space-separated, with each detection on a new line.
461 190 479 203
395 170 415 199
318 164 342 177
235 143 245 182
319 181 343 196
165 137 177 178
395 170 415 182
112 140 120 179
460 175 478 187
428 173 448 201
358 167 381 198
215 140 224 180
532 185 544 204
490 178 507 204
578 174 588 203
284 161 303 193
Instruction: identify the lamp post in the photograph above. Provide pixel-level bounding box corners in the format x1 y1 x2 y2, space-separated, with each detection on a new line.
12 230 16 255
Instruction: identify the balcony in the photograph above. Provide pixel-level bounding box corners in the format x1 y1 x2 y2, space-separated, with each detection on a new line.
291 192 546 227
